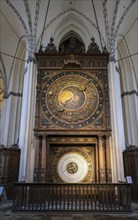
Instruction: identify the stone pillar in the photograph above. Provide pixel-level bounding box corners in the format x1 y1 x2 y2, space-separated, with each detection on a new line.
0 43 25 147
105 134 112 182
0 97 11 146
118 40 138 146
18 60 37 182
98 135 106 183
109 61 126 182
122 94 138 146
0 76 23 147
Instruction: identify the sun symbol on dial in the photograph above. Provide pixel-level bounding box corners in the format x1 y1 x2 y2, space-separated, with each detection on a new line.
58 86 85 110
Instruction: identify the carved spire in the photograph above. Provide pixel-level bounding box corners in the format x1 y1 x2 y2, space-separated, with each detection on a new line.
38 44 43 53
87 37 101 53
44 37 58 54
103 46 108 53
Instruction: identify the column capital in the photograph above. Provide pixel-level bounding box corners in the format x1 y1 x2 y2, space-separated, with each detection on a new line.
105 133 111 138
98 134 103 139
42 136 47 141
34 132 48 137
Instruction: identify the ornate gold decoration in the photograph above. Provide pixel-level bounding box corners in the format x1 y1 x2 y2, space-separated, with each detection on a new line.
79 84 86 91
63 55 81 67
48 90 53 95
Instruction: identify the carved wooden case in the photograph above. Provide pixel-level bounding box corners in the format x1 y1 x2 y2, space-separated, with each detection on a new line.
35 53 110 133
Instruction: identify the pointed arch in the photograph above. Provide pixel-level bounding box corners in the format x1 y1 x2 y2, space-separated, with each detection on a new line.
36 8 106 51
117 35 138 146
44 10 91 49
59 30 84 46
117 35 137 90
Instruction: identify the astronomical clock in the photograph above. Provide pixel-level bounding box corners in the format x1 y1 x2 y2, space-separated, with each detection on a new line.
34 37 112 184
41 71 104 129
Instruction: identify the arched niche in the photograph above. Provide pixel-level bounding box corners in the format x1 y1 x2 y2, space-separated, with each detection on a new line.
59 31 85 53
59 31 83 45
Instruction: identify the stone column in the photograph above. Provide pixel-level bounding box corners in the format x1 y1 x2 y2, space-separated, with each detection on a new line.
122 94 138 146
98 135 106 183
118 40 138 146
18 60 37 182
109 61 126 182
0 43 25 147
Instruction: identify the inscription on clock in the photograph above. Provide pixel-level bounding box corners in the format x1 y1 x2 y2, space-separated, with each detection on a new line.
41 72 103 128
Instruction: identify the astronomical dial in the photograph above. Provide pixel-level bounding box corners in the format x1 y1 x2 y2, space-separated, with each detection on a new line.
67 162 78 174
41 72 103 128
51 147 94 183
57 153 89 183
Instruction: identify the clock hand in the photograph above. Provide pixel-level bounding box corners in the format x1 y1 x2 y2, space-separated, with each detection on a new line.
63 97 73 107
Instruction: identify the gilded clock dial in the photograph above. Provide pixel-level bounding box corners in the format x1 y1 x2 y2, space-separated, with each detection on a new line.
58 86 85 110
67 162 78 174
57 153 88 183
41 72 103 128
52 147 94 183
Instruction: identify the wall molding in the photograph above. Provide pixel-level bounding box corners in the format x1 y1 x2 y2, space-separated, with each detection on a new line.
121 90 138 97
3 91 22 99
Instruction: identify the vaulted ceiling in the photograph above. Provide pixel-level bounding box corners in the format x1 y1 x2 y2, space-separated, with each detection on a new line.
0 0 138 94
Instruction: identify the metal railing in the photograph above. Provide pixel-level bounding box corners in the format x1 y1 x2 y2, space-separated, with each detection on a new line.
13 183 131 212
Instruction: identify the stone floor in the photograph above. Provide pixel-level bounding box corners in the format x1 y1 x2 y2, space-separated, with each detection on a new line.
0 201 138 220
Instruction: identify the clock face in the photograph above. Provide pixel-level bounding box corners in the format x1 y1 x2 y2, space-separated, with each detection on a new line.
51 146 94 183
41 72 103 128
57 153 88 183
